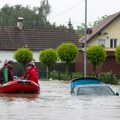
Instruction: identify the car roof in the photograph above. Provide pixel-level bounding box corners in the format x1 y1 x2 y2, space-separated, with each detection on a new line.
75 84 109 88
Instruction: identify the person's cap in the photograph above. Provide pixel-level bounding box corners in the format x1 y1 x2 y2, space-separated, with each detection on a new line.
7 61 13 65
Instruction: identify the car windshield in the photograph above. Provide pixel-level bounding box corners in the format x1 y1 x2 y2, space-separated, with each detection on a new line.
75 86 115 95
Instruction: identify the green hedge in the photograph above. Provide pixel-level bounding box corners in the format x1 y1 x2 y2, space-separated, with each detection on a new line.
49 70 83 80
49 71 119 84
100 72 118 85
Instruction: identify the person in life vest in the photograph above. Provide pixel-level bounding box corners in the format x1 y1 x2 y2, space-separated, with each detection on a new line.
4 60 14 83
22 60 39 79
29 59 38 74
22 63 39 84
4 59 8 67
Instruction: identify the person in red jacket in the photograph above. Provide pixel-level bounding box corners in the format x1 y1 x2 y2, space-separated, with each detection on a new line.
22 63 39 84
29 59 38 74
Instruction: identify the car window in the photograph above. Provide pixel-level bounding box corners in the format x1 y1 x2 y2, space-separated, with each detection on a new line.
75 86 115 95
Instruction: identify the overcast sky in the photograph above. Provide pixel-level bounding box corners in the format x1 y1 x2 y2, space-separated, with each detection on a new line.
0 0 120 28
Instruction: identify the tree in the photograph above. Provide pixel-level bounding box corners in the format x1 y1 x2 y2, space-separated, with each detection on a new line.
0 1 67 29
76 15 107 38
39 48 58 78
115 46 120 63
88 15 107 28
14 48 33 66
0 0 51 28
76 23 85 38
86 45 107 74
57 42 79 75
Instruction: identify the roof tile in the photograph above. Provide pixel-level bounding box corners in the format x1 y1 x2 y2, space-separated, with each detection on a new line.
0 27 79 50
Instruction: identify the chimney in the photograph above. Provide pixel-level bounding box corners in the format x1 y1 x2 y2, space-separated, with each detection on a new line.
68 18 73 29
17 17 24 30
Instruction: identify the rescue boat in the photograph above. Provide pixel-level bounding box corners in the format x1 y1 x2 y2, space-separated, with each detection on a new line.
0 79 40 94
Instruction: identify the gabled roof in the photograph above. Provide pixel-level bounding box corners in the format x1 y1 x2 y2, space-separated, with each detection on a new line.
79 11 120 44
0 27 79 50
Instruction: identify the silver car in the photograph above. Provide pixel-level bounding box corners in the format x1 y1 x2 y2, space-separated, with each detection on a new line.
73 84 118 96
70 78 119 96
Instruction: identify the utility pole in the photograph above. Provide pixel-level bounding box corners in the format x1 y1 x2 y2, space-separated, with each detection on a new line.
84 0 87 78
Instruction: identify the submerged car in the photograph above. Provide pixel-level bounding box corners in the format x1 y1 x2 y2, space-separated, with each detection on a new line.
70 78 119 96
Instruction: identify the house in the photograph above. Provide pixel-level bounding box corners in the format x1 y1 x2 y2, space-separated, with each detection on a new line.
77 11 120 75
0 19 80 70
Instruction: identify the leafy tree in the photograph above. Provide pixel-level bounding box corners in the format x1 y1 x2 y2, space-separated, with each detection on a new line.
88 15 107 28
76 23 85 38
76 15 107 38
14 48 33 66
0 1 67 29
86 45 107 74
39 48 58 72
57 42 79 76
115 46 120 63
0 0 51 28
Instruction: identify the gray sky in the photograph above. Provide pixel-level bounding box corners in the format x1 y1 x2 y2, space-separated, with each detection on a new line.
0 0 120 28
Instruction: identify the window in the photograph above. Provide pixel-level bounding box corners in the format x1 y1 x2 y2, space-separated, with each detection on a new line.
98 39 106 47
110 39 117 48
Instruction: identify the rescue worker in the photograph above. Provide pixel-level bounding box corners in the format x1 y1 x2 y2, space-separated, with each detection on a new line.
29 59 38 74
4 60 14 83
22 63 39 84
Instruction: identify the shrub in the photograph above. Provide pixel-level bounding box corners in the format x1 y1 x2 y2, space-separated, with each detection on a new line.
71 72 83 79
100 72 118 85
49 71 83 80
14 48 33 66
49 70 59 80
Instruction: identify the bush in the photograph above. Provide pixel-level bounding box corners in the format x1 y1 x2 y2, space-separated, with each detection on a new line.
49 70 69 80
14 48 33 66
71 72 83 79
49 71 83 80
100 72 118 85
49 70 59 80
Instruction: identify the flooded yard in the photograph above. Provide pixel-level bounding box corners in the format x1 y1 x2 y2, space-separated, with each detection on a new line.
0 80 120 120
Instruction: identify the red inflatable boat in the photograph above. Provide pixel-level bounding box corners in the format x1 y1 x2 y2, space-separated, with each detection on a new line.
0 79 40 94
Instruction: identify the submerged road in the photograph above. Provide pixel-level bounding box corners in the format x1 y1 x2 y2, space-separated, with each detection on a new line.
0 80 120 120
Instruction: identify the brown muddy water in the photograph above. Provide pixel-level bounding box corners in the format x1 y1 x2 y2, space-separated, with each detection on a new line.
0 80 120 120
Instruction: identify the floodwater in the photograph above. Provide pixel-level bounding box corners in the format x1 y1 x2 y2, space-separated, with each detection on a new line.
0 80 120 120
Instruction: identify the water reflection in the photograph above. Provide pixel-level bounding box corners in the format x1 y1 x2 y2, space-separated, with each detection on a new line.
0 80 120 120
0 93 39 102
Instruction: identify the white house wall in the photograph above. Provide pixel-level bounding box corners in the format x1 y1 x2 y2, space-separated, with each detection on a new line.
0 50 40 68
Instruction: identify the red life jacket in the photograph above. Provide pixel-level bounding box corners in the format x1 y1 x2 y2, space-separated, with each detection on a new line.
23 67 38 84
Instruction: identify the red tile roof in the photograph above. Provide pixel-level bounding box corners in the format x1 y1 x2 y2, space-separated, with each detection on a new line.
0 27 79 50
